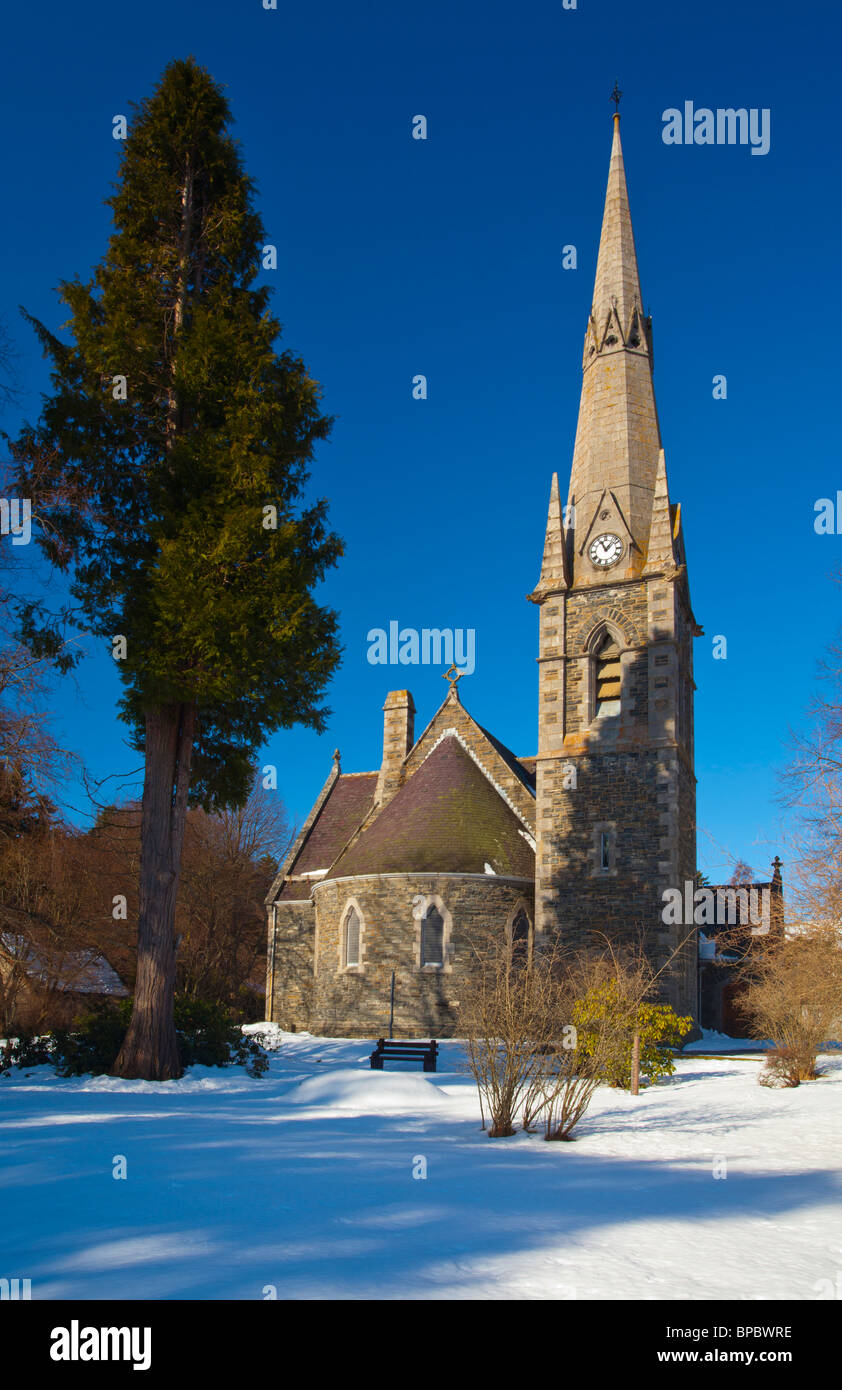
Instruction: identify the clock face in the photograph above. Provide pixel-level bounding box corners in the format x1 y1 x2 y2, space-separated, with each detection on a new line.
588 533 624 569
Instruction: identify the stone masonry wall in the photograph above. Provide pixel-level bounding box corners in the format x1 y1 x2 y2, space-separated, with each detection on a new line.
309 873 534 1037
267 900 315 1031
535 571 698 1022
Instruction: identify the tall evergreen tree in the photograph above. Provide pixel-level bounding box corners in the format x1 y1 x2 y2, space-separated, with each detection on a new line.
10 58 342 1078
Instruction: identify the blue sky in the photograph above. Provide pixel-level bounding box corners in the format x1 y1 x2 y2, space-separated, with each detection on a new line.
1 0 840 880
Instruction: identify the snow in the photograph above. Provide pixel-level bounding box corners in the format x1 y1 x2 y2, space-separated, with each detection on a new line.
286 1069 453 1111
2 1027 842 1300
0 933 128 995
684 1029 771 1053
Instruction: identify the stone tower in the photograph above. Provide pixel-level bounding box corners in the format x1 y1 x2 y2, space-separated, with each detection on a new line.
530 112 701 1019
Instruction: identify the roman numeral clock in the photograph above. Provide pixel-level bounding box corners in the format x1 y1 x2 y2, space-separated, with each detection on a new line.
587 533 624 568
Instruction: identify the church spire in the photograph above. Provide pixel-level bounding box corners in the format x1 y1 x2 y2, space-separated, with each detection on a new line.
565 112 665 587
590 114 646 358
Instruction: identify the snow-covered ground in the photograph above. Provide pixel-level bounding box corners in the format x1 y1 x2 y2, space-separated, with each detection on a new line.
2 1027 841 1301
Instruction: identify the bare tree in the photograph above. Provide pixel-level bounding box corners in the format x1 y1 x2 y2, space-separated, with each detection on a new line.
780 608 842 927
740 927 842 1085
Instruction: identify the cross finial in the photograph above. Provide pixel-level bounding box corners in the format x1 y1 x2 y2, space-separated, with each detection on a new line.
610 81 622 113
442 664 466 696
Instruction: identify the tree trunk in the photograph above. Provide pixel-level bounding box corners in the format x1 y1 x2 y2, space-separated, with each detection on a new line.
111 702 195 1080
630 1030 641 1096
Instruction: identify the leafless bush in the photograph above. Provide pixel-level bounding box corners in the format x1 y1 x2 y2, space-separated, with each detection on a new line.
535 956 624 1141
458 932 552 1136
458 935 625 1140
740 925 842 1086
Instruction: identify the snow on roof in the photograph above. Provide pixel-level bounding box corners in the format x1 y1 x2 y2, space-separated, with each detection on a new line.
0 933 128 996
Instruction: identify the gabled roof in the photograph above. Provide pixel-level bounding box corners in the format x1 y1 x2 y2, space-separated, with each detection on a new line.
324 735 535 880
266 688 538 906
267 771 377 904
477 725 537 794
402 688 536 832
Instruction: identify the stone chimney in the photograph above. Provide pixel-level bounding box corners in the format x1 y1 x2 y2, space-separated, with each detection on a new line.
375 690 415 808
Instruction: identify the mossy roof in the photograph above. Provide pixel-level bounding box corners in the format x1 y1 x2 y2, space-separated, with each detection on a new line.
278 772 377 900
325 735 534 880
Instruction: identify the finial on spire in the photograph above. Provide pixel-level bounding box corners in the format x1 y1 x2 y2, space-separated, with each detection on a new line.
332 747 341 769
610 81 622 115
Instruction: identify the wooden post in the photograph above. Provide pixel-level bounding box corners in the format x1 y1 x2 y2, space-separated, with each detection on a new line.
631 1030 640 1096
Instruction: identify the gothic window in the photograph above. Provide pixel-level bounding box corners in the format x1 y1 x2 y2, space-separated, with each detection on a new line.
510 907 531 968
421 905 445 968
594 632 622 718
343 905 361 968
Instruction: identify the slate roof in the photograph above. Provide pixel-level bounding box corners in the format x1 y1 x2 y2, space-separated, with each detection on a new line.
277 772 376 901
325 735 534 880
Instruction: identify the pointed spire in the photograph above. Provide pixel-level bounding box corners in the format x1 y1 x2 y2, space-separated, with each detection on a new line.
565 112 663 586
643 449 677 574
532 471 570 596
590 115 646 349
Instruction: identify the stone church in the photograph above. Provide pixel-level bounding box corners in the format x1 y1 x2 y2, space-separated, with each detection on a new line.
265 112 771 1038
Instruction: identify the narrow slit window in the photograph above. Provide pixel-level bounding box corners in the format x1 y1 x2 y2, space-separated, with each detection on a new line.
510 908 531 967
595 633 622 718
601 832 611 871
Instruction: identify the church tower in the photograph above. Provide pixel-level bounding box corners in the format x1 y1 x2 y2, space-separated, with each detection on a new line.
530 111 701 1019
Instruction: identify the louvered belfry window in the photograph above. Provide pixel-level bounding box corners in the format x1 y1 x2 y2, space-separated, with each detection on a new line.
344 907 361 967
595 633 622 717
421 906 444 967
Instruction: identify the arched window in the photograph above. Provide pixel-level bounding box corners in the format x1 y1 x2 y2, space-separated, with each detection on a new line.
594 631 622 718
510 907 531 969
421 905 444 967
343 906 361 968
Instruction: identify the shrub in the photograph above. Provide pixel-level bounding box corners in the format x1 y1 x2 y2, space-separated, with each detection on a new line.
458 937 618 1141
573 979 693 1089
1 1032 54 1073
174 997 269 1075
740 929 842 1088
758 1046 817 1088
458 937 550 1137
1 997 269 1078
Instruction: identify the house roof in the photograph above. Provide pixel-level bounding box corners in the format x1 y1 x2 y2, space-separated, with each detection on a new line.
324 735 535 880
0 934 129 997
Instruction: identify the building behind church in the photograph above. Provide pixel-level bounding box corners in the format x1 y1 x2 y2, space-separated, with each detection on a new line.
265 111 781 1039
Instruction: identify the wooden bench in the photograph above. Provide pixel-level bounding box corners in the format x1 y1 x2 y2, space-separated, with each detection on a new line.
369 1038 438 1073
